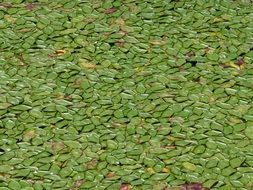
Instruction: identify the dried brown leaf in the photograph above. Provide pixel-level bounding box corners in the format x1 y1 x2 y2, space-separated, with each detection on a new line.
55 50 66 55
150 40 166 45
79 59 96 69
51 142 65 153
86 158 98 169
0 3 12 8
106 172 115 178
23 130 36 141
4 15 16 24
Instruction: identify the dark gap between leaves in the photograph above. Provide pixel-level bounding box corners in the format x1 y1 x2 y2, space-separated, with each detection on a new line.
238 52 246 56
47 152 54 156
38 125 47 129
212 77 221 82
67 15 71 21
14 176 29 180
167 7 175 11
193 77 200 83
16 139 23 143
228 170 237 176
29 45 45 50
108 42 115 47
186 60 198 67
225 25 230 30
210 181 219 188
158 14 170 19
0 148 5 153
240 160 249 167
241 118 246 123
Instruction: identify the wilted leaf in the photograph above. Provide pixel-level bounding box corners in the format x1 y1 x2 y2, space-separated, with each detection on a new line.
23 130 36 140
55 50 66 55
86 158 98 169
79 59 96 69
150 40 166 45
0 103 11 109
51 142 65 153
162 167 170 173
182 162 196 171
147 167 155 174
213 17 225 23
169 117 184 124
221 61 241 70
72 179 85 189
113 18 126 27
4 15 16 23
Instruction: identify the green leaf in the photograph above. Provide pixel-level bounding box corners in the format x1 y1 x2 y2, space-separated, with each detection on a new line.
230 157 244 168
182 162 196 171
9 180 21 190
207 52 219 61
59 167 73 178
0 165 12 173
80 79 91 90
0 103 11 109
29 108 43 119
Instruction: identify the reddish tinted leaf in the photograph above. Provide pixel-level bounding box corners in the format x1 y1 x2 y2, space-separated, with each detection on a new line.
25 3 36 11
105 7 117 14
48 54 57 58
181 183 205 190
235 57 245 66
120 183 131 190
